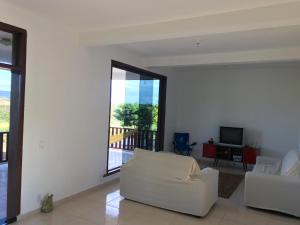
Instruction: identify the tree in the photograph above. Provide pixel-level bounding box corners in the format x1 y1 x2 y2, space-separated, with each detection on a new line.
113 103 139 128
113 103 158 130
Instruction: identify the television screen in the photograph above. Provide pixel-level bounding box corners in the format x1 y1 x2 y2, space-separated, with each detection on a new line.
219 127 243 146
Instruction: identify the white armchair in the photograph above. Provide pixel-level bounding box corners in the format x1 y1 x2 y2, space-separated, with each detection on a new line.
245 150 300 217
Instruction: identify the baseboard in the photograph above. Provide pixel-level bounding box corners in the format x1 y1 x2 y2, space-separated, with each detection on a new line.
18 178 120 221
6 217 17 224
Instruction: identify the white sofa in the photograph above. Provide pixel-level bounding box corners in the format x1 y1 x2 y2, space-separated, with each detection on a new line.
120 148 219 217
245 149 300 217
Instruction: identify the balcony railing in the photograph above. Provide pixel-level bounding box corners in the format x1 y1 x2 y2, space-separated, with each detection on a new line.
109 127 158 151
0 132 9 163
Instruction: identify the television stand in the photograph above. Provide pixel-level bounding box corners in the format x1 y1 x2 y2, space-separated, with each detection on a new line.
214 144 244 167
202 143 260 171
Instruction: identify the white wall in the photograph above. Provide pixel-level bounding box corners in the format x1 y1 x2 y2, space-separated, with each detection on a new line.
149 67 177 151
153 62 300 158
0 1 143 215
2 0 300 216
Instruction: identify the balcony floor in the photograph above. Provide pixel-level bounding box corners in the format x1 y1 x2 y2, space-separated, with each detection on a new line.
108 148 134 171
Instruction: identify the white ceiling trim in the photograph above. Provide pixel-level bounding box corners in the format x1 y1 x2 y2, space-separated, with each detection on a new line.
142 47 300 67
80 2 300 46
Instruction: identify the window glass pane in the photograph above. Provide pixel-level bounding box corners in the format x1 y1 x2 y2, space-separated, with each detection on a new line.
0 69 11 132
108 67 161 171
0 31 13 65
0 68 11 220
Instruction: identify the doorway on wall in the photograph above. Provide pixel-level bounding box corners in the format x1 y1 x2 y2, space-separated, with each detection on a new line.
0 22 26 224
106 61 166 175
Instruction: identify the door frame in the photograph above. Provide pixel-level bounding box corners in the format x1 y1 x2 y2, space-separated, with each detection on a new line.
105 60 167 175
0 21 27 223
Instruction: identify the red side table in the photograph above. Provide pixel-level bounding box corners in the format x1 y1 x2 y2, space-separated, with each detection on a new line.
203 143 217 158
243 146 260 170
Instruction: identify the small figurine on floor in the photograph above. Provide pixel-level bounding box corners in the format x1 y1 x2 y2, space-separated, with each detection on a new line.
41 194 54 213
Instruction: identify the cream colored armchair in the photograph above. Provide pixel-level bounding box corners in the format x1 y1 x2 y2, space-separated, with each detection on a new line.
245 150 300 217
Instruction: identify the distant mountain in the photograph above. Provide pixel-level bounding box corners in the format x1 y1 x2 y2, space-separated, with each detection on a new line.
0 91 10 99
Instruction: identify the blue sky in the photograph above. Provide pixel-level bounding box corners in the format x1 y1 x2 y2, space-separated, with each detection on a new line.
0 69 11 92
124 80 159 105
112 79 159 105
111 67 160 105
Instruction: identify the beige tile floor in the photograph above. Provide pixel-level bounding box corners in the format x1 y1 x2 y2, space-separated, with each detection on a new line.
15 177 299 225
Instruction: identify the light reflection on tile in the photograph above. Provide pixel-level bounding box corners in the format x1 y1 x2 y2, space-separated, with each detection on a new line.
106 190 120 203
105 205 119 218
107 196 125 209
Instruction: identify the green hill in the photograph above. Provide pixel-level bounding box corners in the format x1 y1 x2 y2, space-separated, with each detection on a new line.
0 98 10 132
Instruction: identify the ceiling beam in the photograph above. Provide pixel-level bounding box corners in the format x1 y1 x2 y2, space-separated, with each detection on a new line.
142 47 300 67
80 1 300 46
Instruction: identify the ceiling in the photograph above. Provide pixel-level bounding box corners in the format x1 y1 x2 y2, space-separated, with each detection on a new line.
6 0 300 66
118 25 300 57
8 0 294 31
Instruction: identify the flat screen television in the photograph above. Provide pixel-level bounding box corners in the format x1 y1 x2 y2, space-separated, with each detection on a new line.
219 126 244 146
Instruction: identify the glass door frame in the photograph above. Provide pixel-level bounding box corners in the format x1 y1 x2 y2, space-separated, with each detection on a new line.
0 21 27 223
105 60 167 175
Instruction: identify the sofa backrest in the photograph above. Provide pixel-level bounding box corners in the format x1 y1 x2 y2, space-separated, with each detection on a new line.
130 148 201 180
280 149 300 177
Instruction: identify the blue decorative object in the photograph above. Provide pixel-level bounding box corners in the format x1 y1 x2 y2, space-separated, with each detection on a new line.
173 133 197 156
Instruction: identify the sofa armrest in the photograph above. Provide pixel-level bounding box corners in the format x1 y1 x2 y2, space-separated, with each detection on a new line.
256 156 281 165
190 168 218 214
200 168 219 197
256 156 281 173
256 156 281 164
201 168 219 181
245 172 300 216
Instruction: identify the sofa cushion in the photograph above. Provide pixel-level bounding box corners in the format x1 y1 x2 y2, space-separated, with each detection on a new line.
280 149 300 177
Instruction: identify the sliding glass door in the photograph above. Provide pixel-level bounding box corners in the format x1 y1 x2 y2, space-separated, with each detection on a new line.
107 61 166 173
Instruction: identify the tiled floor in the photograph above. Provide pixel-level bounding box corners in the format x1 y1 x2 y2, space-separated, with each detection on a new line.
15 176 299 225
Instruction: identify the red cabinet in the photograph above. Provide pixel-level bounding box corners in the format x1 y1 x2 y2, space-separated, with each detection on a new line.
202 143 260 170
203 143 216 158
243 147 260 164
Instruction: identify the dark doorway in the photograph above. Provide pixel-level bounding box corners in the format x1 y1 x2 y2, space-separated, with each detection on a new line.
0 22 26 224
